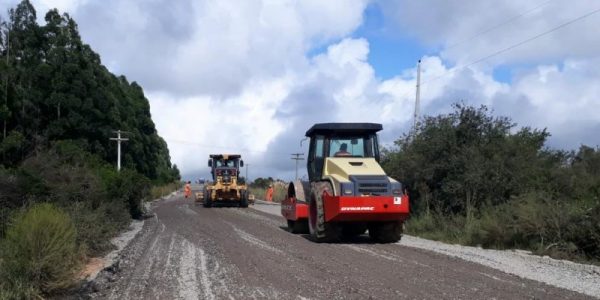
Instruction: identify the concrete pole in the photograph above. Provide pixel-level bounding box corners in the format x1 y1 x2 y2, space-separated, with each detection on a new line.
4 27 9 139
110 130 129 171
414 59 421 133
117 132 121 171
245 163 250 182
291 153 304 181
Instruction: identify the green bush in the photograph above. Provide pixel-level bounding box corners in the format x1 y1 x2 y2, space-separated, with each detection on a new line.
561 202 600 260
404 213 437 236
104 169 151 219
17 148 132 256
408 196 600 262
0 143 152 259
405 212 463 243
383 104 600 263
64 201 129 256
0 203 79 298
472 204 517 249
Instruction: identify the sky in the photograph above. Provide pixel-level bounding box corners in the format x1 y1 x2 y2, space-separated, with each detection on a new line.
2 0 600 181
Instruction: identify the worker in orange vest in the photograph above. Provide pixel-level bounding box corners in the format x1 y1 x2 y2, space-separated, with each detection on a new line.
265 184 274 202
184 181 192 199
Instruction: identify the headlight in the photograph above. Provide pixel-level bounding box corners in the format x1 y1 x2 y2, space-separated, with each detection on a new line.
340 182 355 196
390 181 403 196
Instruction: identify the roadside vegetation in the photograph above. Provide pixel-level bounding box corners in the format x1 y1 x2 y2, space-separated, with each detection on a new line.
151 181 183 200
0 1 180 298
0 203 78 299
382 103 600 263
248 177 287 202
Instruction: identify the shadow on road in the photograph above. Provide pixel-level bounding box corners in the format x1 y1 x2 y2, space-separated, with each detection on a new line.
277 225 380 244
193 202 246 208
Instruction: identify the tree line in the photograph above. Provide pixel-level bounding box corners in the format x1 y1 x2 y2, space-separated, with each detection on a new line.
0 0 179 183
0 1 180 297
382 103 600 262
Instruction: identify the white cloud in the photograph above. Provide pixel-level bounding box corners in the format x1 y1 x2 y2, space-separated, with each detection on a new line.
150 37 414 180
374 0 600 150
380 0 600 66
68 0 369 97
3 0 600 180
495 58 600 147
1 0 87 20
148 76 291 179
380 56 600 151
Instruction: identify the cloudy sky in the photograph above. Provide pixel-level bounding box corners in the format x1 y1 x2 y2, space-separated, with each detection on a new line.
3 0 600 181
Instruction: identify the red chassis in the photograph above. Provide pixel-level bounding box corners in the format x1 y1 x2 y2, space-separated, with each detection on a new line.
281 192 409 223
281 197 308 221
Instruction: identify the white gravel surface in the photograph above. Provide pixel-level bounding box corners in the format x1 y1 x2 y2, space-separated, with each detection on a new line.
86 193 177 282
252 201 600 299
86 219 144 281
400 235 600 298
252 199 281 215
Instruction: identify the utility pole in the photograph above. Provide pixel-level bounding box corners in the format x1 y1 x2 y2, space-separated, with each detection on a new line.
4 27 9 139
413 59 421 134
110 130 129 171
245 163 250 183
291 153 304 181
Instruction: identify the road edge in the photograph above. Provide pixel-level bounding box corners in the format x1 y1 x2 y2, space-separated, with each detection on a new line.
80 191 177 290
252 201 600 298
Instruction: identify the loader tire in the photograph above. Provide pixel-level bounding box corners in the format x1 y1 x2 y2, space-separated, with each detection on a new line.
368 221 403 243
240 190 249 208
203 189 212 208
308 181 341 243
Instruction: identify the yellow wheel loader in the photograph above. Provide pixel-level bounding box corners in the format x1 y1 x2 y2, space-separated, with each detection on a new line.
199 154 249 208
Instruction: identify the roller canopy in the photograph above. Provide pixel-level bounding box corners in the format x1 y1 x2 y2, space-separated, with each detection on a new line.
305 123 383 137
209 154 242 159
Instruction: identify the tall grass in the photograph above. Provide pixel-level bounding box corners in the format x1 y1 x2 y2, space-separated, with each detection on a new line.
150 181 182 200
0 203 80 298
406 194 600 263
248 185 287 202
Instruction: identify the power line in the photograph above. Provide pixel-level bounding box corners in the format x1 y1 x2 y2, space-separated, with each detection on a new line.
395 5 600 109
445 0 554 51
164 138 260 152
421 6 600 87
163 137 292 156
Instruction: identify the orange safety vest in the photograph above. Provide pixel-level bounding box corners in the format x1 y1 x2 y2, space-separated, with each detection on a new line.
184 184 191 197
266 187 274 201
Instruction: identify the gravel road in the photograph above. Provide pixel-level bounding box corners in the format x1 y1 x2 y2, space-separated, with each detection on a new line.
85 191 594 299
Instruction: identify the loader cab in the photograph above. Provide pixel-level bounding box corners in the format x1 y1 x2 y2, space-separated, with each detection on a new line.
208 154 243 181
306 123 382 182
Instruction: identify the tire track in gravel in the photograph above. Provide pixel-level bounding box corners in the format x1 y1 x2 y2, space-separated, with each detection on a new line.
200 204 589 299
107 218 180 300
177 238 201 300
91 195 591 299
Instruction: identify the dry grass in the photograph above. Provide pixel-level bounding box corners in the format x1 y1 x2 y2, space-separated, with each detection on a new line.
150 181 182 200
249 183 288 203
